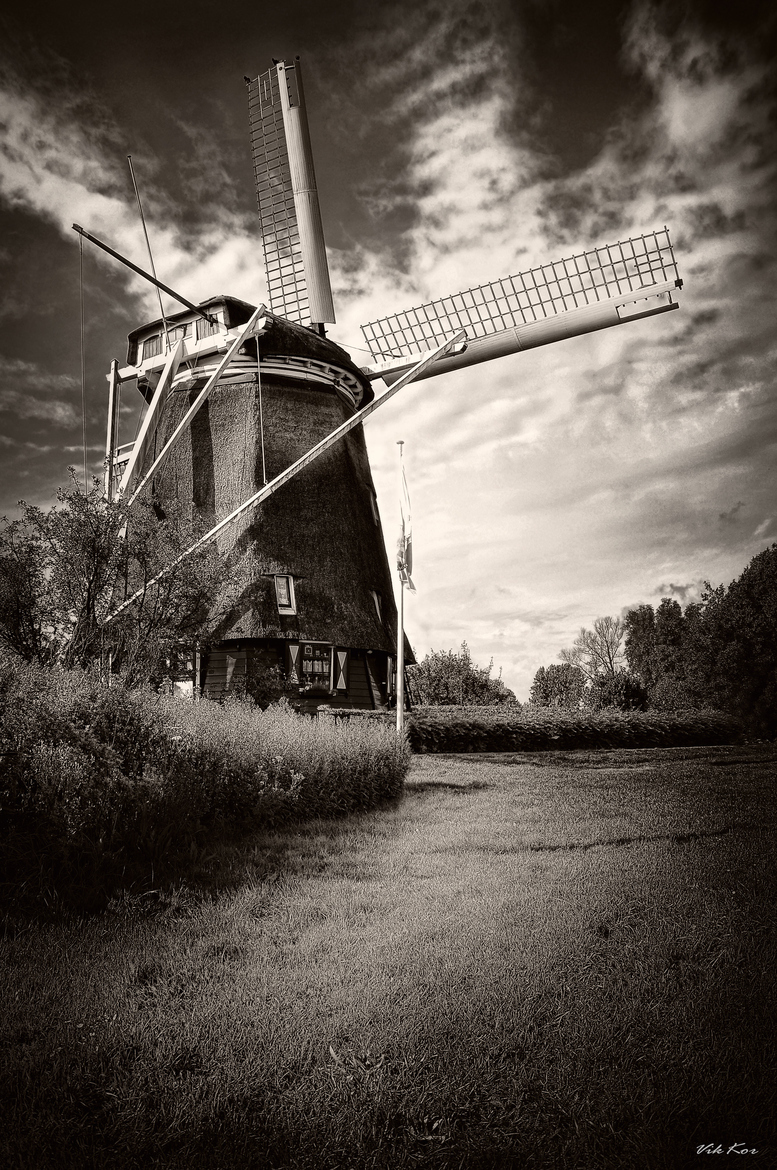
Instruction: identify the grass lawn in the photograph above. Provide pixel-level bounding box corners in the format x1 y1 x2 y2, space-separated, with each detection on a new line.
2 743 776 1169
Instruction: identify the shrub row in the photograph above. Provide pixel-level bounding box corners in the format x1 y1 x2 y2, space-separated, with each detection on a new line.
410 704 524 723
405 708 745 753
0 662 410 908
328 705 744 751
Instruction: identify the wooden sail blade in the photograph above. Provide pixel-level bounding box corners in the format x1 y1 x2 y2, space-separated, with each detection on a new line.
126 310 266 505
359 228 682 382
104 328 466 623
117 339 183 498
248 59 335 327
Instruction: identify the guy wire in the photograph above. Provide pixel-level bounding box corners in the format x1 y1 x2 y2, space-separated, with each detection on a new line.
128 155 171 353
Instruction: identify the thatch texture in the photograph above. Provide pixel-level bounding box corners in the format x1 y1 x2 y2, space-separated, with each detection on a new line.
132 305 413 665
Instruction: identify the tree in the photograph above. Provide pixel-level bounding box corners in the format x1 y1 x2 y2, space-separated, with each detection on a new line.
623 603 657 691
623 549 777 731
624 598 688 706
560 615 626 682
584 668 648 711
406 641 519 707
654 598 685 677
529 663 586 709
0 473 225 686
682 546 777 736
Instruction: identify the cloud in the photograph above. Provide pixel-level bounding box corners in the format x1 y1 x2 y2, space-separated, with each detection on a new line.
653 580 707 605
0 65 267 315
334 2 777 693
718 501 745 524
0 358 79 426
0 435 56 452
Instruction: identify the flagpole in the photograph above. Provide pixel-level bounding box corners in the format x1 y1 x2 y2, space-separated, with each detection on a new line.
396 440 405 737
397 577 405 736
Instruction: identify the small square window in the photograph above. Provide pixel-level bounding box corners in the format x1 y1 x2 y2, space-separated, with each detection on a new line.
275 575 296 615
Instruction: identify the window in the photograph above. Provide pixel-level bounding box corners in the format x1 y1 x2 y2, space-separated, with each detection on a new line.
139 324 191 363
142 334 163 361
371 590 383 622
300 643 332 688
287 642 334 689
369 490 379 525
274 574 296 615
197 314 221 340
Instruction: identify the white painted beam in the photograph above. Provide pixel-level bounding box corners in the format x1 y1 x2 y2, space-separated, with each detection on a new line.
117 339 184 498
361 281 681 386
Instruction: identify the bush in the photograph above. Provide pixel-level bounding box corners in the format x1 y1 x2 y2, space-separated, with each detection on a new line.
406 642 519 707
584 669 649 712
0 660 410 909
529 663 587 709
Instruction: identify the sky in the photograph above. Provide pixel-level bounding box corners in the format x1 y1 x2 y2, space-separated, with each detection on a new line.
0 0 775 700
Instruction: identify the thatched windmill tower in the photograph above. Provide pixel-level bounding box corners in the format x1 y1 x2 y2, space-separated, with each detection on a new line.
119 299 402 707
91 57 682 708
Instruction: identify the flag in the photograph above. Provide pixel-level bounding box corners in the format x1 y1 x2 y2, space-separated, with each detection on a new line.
397 448 416 592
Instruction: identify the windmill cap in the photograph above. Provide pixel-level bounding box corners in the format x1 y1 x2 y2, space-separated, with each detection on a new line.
126 296 373 406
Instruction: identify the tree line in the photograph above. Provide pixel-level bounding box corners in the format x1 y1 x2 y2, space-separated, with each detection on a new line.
529 545 777 738
2 476 774 735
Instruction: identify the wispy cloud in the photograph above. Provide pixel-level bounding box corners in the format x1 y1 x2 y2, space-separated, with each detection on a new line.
0 65 267 314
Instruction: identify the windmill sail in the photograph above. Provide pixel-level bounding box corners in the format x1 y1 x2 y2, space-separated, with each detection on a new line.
247 59 335 328
360 228 681 382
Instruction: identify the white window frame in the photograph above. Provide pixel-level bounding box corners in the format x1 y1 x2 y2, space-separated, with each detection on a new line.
274 574 297 615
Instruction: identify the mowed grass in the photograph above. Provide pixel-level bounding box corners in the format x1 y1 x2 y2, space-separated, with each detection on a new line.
2 744 776 1169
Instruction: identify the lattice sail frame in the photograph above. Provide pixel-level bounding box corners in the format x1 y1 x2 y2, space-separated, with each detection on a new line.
247 60 335 327
248 67 309 324
361 229 679 360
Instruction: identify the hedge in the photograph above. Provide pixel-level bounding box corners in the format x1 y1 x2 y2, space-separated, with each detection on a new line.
328 705 743 751
405 709 744 752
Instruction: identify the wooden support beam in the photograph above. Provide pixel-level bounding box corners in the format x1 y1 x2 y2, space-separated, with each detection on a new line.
72 224 219 325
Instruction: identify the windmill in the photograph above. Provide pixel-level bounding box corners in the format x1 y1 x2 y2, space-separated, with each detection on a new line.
87 56 682 707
